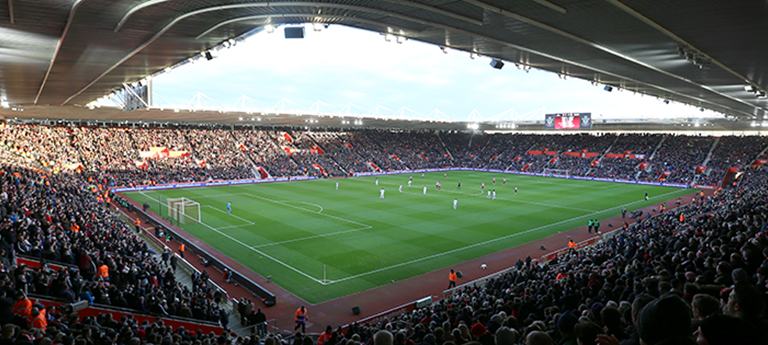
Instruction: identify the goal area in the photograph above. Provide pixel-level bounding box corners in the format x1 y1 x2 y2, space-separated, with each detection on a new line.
543 168 571 177
168 197 201 224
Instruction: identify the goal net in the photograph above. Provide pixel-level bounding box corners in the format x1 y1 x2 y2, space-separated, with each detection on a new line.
167 197 201 224
543 168 571 177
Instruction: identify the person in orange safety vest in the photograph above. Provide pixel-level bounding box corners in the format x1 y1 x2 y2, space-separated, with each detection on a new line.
317 325 333 345
28 306 47 333
98 263 109 281
294 306 308 333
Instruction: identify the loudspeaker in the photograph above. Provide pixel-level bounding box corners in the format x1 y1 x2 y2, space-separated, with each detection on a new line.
284 27 305 39
456 271 463 278
352 306 361 315
490 59 504 70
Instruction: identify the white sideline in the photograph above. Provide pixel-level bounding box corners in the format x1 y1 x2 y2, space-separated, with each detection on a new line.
136 191 327 284
136 186 686 286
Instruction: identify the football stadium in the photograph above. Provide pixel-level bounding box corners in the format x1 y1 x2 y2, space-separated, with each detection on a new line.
1 2 768 345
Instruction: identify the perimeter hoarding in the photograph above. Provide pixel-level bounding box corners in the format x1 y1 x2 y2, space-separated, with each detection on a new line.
545 113 592 129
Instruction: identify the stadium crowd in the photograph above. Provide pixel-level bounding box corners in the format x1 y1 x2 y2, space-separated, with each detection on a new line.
0 123 767 345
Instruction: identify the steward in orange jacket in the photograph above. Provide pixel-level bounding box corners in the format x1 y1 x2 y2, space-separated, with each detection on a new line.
294 306 308 333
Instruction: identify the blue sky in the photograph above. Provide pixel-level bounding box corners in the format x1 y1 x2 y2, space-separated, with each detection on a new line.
152 25 718 121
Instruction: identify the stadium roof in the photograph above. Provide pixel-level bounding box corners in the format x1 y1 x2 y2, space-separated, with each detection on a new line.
1 0 767 129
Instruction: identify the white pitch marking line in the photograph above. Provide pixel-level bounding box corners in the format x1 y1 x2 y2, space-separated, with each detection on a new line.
251 225 372 249
326 189 684 284
195 220 327 285
139 191 326 284
240 193 369 228
281 201 324 213
204 205 255 225
139 191 158 201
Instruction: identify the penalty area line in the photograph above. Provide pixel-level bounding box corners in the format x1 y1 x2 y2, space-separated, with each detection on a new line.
195 220 327 285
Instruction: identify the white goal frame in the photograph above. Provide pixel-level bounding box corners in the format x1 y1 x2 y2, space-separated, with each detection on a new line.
543 168 571 177
167 197 201 224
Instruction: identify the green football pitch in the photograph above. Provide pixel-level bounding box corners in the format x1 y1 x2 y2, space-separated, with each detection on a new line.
123 171 694 303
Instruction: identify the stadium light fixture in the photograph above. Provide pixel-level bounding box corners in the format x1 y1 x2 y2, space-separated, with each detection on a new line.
265 24 275 33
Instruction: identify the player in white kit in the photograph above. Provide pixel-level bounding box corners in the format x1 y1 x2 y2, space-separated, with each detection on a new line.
380 188 385 199
453 198 458 210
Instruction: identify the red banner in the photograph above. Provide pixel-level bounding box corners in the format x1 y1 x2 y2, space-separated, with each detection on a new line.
368 162 382 172
310 145 325 154
312 164 327 175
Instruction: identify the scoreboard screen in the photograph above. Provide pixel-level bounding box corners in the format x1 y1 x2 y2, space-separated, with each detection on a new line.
545 113 592 129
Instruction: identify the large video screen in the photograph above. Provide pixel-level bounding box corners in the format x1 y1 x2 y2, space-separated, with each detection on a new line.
545 113 592 129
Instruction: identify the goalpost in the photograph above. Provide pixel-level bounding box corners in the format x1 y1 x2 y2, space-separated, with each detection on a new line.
167 197 201 224
543 168 571 177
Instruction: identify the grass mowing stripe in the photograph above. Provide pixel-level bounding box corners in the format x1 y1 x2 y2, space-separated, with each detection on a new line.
124 171 694 302
325 188 683 284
